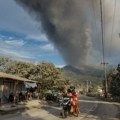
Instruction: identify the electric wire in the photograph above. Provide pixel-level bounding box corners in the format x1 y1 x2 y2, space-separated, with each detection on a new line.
91 0 103 62
108 0 116 59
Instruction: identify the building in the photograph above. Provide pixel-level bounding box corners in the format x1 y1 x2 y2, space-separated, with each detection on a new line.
0 72 37 104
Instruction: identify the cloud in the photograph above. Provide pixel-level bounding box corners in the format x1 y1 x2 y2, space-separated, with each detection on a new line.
0 38 32 60
55 64 66 68
0 48 32 59
5 40 25 47
39 44 55 51
26 34 48 42
0 0 42 39
0 34 6 38
0 34 25 47
15 0 120 66
15 0 94 67
0 0 64 65
0 35 61 63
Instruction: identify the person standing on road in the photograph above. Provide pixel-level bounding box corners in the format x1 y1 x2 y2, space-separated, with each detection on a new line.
70 89 80 117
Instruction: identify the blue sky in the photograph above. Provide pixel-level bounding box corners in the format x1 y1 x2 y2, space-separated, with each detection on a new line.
0 0 65 67
1 0 120 67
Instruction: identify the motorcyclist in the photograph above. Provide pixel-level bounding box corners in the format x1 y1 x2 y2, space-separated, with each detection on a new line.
60 88 71 118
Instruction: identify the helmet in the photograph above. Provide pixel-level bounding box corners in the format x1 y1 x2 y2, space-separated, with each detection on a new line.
70 86 75 91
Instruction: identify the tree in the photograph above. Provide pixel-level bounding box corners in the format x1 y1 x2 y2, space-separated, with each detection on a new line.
108 65 120 97
31 61 64 90
0 56 65 92
4 60 35 79
0 56 12 71
109 74 120 97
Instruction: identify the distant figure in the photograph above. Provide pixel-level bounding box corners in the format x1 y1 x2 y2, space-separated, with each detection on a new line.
8 92 14 103
25 90 31 100
19 92 25 102
104 92 107 99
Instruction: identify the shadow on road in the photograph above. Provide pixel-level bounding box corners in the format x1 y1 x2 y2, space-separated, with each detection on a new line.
0 109 46 120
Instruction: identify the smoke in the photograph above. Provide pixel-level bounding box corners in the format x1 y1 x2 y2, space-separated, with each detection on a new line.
14 0 97 67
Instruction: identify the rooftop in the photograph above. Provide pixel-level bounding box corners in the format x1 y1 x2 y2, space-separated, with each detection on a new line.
0 72 36 82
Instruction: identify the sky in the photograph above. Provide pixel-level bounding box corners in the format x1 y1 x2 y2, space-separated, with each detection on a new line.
0 0 65 67
0 0 120 68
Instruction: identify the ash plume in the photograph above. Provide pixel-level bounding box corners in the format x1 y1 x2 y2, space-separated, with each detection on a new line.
15 0 99 67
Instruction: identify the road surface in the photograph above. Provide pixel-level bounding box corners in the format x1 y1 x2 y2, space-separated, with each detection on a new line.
0 95 120 120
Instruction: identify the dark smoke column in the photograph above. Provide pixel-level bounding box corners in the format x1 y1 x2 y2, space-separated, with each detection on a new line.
15 0 93 67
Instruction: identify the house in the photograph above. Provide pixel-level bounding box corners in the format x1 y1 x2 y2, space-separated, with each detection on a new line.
0 72 37 104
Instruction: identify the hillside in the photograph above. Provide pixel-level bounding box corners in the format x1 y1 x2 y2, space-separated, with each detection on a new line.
61 65 104 84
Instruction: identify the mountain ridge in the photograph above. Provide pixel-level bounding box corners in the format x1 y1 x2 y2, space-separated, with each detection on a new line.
61 65 104 84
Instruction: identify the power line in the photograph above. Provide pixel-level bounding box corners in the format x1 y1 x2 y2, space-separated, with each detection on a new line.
91 0 102 60
91 0 98 39
108 0 116 58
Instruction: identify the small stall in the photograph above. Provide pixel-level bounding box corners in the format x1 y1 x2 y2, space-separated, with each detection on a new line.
0 72 37 105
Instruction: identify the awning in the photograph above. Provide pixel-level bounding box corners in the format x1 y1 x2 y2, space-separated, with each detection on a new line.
24 82 37 88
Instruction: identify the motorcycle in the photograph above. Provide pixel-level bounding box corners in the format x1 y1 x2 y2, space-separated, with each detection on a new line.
61 96 71 118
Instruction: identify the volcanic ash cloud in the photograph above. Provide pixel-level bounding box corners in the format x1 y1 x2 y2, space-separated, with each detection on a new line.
15 0 94 67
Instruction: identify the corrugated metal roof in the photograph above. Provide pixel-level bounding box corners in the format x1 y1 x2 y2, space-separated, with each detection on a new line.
0 72 35 82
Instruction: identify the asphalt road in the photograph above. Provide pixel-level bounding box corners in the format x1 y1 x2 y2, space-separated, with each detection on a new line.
79 95 120 120
0 95 120 120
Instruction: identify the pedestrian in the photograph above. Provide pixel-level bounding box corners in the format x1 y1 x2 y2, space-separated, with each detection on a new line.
70 89 80 117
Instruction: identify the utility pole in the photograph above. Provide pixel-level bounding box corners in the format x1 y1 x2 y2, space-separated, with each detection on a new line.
101 62 109 97
100 0 109 98
86 80 89 93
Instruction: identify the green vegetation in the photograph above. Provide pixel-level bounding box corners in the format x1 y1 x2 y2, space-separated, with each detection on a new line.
0 56 66 96
107 65 120 99
0 56 105 97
